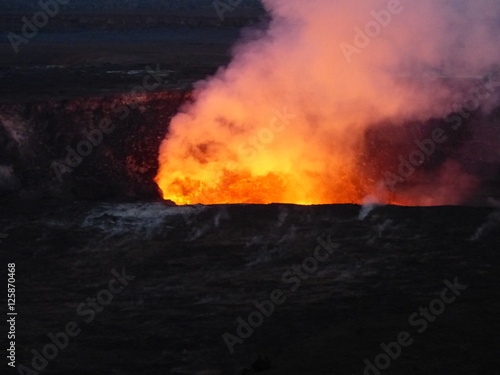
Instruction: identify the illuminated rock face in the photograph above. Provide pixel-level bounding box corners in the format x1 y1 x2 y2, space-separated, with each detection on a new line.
0 90 188 200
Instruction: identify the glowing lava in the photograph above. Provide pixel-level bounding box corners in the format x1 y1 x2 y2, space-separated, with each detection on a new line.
155 0 500 206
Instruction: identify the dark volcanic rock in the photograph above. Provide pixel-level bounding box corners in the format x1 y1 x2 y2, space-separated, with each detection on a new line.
0 90 189 201
0 202 499 374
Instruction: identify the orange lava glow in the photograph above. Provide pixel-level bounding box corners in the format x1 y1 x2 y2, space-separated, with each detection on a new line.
154 97 405 205
154 0 493 206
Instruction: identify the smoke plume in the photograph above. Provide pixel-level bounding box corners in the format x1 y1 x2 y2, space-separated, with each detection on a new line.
156 0 500 205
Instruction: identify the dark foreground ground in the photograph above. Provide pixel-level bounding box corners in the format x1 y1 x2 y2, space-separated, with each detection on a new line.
1 200 499 374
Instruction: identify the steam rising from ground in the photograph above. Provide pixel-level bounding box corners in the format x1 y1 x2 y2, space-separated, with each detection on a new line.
156 0 500 205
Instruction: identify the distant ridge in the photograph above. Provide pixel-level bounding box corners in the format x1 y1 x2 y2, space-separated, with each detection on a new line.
0 0 264 14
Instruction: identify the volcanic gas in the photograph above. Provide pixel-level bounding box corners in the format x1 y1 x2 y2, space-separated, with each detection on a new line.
155 0 500 206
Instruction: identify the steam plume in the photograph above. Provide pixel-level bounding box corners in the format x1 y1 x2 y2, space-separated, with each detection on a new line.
156 0 500 205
